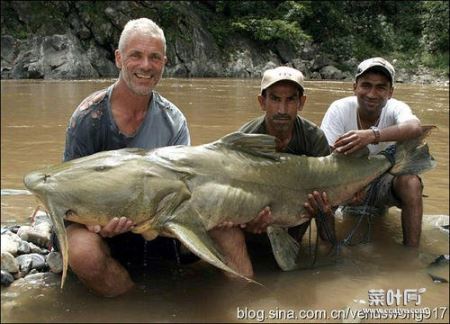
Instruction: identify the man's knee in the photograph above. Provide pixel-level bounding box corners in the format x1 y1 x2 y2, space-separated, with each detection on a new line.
67 224 109 278
209 227 247 251
394 175 423 199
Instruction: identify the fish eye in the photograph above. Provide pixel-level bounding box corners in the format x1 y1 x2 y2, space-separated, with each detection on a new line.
43 174 50 182
94 165 111 172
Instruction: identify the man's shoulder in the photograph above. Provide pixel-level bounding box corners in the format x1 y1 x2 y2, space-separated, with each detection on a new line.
68 88 110 131
76 88 109 112
386 97 410 110
153 92 187 122
296 116 327 137
329 96 357 109
324 96 357 123
238 116 265 134
293 116 330 156
154 92 183 114
296 115 319 129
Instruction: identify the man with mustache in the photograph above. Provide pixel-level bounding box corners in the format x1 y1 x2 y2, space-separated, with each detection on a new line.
210 66 333 277
61 18 192 297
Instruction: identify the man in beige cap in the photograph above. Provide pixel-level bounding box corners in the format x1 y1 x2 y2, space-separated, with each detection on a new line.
321 57 424 247
209 66 333 277
240 66 329 155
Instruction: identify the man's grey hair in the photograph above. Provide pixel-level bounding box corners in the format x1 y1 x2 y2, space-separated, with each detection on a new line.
118 18 166 54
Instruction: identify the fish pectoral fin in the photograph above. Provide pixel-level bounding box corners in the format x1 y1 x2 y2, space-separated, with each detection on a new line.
131 219 159 241
164 208 259 285
267 225 301 271
427 254 449 283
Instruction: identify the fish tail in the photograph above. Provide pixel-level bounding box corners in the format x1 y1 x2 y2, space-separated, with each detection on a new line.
389 125 436 175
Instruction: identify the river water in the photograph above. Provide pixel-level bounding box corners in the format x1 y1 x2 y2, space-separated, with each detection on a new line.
1 79 448 323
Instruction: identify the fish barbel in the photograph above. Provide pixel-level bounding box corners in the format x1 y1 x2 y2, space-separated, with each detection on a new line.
23 128 436 288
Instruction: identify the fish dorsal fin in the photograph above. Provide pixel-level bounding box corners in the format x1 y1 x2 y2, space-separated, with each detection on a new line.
213 132 279 160
331 146 370 159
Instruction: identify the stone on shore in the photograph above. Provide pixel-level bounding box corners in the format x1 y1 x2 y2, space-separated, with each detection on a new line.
1 252 19 273
16 253 47 274
46 252 63 274
1 232 22 255
17 225 51 248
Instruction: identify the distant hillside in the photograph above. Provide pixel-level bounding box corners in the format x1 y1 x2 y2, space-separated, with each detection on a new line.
1 1 448 84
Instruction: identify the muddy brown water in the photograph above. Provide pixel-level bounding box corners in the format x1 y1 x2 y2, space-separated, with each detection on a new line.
1 79 448 323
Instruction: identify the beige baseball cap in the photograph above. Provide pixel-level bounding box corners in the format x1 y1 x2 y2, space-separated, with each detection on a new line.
355 57 395 84
260 66 305 94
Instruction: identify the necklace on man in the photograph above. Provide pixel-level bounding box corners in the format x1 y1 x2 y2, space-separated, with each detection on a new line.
357 110 380 130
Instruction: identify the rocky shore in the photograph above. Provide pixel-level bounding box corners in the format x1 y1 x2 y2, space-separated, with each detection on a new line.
1 210 63 287
2 33 448 87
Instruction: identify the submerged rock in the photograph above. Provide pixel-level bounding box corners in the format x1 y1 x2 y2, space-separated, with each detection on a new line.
1 270 15 287
428 254 449 283
16 271 61 287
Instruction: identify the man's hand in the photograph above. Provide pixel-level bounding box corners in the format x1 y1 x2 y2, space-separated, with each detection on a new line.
240 206 273 234
304 191 337 243
304 191 333 219
86 217 135 238
214 206 273 234
333 129 375 155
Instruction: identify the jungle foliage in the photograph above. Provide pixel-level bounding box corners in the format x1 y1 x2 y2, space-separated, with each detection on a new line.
203 0 449 72
1 1 448 74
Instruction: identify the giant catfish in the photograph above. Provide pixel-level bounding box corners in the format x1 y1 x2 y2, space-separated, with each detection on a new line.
23 129 436 288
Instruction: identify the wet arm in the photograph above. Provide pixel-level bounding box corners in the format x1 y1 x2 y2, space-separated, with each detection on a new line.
334 120 422 154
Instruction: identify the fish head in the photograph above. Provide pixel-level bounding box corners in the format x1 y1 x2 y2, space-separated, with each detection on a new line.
23 149 157 288
24 148 191 289
24 149 159 221
24 148 191 228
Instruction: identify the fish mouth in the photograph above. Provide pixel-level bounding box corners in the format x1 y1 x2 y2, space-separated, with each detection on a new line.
23 170 50 192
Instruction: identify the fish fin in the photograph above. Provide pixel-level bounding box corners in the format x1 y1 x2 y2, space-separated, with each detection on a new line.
267 225 301 271
213 132 280 160
389 126 437 175
428 273 448 283
165 206 261 285
427 254 449 283
47 204 69 289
